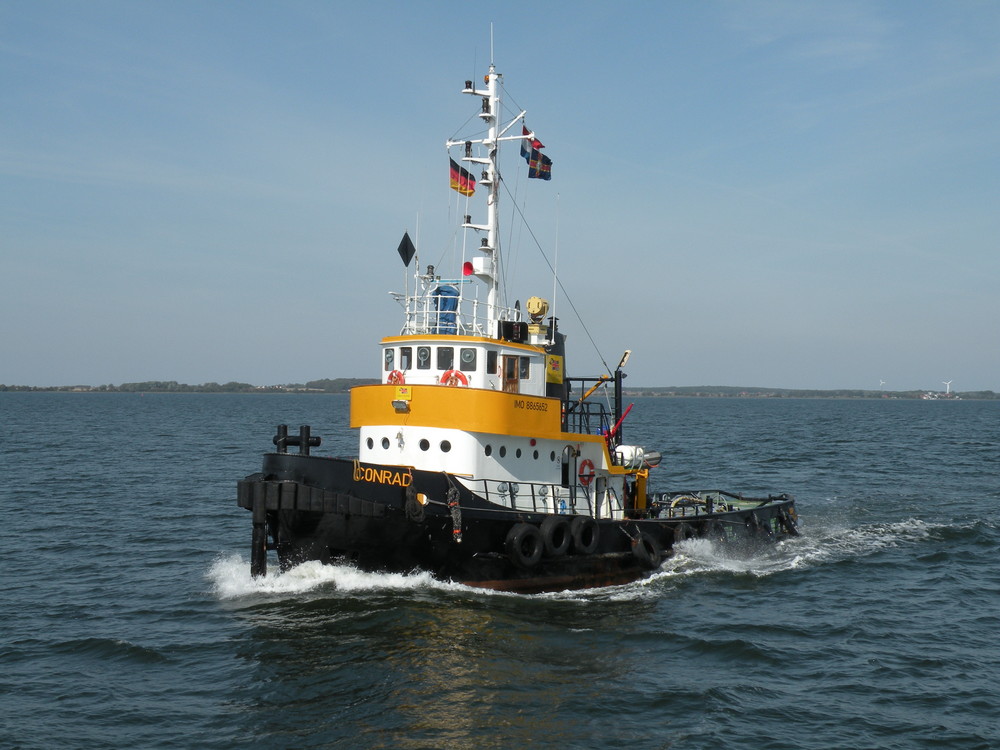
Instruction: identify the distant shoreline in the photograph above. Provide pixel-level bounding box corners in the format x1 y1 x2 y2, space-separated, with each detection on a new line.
620 386 995 400
0 378 375 395
2 380 995 399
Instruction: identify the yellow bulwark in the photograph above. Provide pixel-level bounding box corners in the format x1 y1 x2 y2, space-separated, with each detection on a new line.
351 384 563 438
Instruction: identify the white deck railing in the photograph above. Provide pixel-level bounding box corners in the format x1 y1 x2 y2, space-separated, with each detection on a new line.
392 282 522 337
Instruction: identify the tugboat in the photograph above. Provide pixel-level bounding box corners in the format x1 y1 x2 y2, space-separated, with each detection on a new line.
236 61 798 594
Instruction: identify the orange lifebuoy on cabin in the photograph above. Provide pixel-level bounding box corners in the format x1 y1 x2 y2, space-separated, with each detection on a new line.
387 370 405 385
579 459 596 486
440 370 469 387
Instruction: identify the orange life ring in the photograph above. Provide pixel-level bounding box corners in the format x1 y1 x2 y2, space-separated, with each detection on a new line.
387 370 405 385
440 370 469 387
579 459 596 486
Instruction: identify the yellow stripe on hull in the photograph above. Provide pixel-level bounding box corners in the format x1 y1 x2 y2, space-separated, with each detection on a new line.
353 384 582 440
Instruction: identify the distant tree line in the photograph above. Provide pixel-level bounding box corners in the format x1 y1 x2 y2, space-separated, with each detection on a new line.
624 386 999 400
0 378 377 393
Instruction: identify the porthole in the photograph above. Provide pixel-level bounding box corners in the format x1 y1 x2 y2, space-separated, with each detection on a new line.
440 440 452 453
516 448 522 458
419 439 430 451
366 437 374 449
550 451 556 461
533 450 539 460
499 446 507 458
485 445 493 457
381 437 390 449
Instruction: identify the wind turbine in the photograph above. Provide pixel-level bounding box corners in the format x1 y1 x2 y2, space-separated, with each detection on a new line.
879 379 886 390
942 380 953 394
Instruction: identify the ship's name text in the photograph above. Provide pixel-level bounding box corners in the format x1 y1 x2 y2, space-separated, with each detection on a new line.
353 461 413 487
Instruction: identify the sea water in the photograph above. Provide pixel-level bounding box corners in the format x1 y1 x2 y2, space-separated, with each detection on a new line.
2 393 998 749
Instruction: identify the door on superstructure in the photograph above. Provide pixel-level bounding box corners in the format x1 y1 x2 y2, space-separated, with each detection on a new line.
502 355 520 393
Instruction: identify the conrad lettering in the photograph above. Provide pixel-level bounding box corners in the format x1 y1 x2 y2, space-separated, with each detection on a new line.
353 460 413 487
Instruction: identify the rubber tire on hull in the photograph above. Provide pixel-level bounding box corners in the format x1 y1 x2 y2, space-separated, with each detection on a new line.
505 523 543 569
540 516 571 557
570 516 600 555
632 532 662 570
673 522 695 543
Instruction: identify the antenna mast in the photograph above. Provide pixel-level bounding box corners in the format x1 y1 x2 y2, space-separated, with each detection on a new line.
448 57 527 336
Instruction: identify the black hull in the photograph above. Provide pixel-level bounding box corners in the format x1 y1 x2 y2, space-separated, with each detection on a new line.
237 453 797 594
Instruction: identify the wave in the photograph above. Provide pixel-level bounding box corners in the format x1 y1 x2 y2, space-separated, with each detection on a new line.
207 554 461 600
655 517 946 580
208 518 946 602
39 636 170 664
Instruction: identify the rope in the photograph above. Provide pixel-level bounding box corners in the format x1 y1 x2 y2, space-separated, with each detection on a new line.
500 178 612 374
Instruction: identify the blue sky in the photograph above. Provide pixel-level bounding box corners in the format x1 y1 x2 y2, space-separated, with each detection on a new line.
3 1 998 390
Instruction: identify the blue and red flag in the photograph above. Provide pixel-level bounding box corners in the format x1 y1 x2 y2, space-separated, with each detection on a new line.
521 125 552 180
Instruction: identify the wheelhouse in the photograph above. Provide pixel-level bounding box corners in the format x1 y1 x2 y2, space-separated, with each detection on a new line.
380 336 547 395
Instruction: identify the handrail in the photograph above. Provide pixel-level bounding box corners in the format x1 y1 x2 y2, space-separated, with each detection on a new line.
396 289 523 337
467 477 596 516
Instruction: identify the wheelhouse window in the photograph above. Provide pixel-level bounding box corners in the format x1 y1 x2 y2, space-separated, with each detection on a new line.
486 350 498 376
437 346 454 370
400 347 412 370
460 347 477 372
417 346 431 369
384 348 394 371
520 356 530 379
503 355 519 393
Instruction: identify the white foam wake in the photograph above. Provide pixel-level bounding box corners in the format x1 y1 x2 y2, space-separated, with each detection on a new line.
207 554 456 600
651 517 941 580
207 518 941 600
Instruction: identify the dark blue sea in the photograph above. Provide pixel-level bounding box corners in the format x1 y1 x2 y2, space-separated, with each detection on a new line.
2 393 999 749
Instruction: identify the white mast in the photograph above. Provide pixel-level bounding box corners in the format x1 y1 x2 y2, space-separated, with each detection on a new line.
482 63 500 326
448 64 527 337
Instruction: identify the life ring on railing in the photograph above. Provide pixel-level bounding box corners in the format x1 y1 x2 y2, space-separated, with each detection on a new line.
440 370 469 387
387 370 405 385
578 459 595 486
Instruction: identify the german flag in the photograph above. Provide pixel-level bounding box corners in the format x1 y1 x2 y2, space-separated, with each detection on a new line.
449 158 476 196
